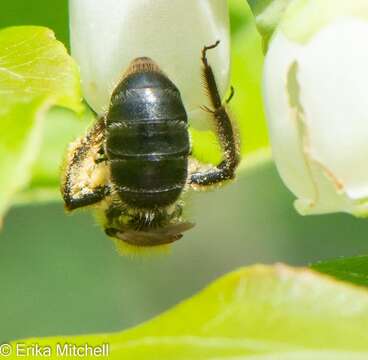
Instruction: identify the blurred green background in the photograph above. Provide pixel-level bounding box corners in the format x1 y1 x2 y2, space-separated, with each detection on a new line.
1 0 368 343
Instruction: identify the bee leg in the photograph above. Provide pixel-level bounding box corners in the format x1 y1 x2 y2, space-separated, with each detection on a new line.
105 227 119 238
62 119 110 211
63 186 109 211
189 41 240 187
95 144 108 164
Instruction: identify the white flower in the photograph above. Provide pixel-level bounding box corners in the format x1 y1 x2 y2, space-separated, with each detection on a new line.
69 0 230 125
263 0 368 216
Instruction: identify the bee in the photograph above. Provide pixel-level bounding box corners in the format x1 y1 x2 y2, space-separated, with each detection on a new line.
61 41 239 251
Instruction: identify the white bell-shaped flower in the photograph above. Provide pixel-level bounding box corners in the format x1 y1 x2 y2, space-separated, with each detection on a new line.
263 0 368 216
69 0 230 125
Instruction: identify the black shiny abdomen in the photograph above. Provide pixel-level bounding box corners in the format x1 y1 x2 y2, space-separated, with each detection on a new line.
105 61 190 209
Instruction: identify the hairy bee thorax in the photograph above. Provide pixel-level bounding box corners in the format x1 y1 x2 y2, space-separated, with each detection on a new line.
122 57 163 77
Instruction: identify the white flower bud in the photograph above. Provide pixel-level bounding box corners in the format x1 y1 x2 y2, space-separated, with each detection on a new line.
263 0 368 216
69 0 230 125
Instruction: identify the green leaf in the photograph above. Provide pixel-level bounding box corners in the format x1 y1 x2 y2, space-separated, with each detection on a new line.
0 26 82 219
312 256 368 288
0 0 70 48
246 0 293 51
9 265 368 359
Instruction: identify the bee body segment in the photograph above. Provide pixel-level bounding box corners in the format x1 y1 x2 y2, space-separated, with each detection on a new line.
105 58 190 209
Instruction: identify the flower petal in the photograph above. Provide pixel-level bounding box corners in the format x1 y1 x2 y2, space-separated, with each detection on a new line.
264 19 368 216
69 0 230 121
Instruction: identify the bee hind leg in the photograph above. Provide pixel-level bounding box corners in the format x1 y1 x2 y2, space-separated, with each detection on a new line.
61 119 110 211
63 186 109 211
189 41 240 187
